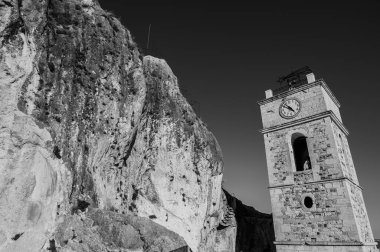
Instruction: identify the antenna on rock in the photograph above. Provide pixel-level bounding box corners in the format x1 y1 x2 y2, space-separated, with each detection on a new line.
146 24 151 51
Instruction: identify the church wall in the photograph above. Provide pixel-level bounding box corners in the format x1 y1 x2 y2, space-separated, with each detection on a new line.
260 83 340 129
270 180 360 243
260 84 326 128
331 123 359 184
347 182 375 243
321 87 342 121
264 118 345 187
264 129 294 186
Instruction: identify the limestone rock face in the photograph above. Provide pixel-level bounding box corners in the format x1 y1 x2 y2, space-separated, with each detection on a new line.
0 0 227 251
213 192 237 252
53 208 187 252
224 190 276 252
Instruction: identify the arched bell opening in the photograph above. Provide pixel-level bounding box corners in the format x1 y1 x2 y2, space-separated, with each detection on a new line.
291 133 312 172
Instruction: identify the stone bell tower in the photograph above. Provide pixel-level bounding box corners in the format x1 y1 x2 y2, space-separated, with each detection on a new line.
258 67 378 252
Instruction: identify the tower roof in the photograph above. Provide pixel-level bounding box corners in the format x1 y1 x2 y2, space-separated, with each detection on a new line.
274 66 313 95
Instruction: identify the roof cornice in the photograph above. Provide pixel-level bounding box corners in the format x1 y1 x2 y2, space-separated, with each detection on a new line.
257 80 341 108
259 111 349 136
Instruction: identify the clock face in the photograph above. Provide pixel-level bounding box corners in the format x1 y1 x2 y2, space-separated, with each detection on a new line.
279 98 301 119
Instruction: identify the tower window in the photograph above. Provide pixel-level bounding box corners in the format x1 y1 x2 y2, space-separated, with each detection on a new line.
292 133 312 172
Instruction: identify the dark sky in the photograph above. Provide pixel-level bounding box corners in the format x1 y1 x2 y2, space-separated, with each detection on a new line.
98 0 380 237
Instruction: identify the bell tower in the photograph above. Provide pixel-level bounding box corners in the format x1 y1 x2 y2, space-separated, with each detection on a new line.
258 68 378 252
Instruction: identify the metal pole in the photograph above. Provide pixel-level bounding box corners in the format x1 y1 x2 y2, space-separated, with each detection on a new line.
147 24 151 50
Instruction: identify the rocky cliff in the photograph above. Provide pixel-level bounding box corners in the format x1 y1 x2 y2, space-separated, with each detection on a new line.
0 0 240 251
0 0 285 251
224 190 275 252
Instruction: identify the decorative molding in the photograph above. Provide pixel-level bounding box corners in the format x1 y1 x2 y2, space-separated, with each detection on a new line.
274 241 377 246
274 241 304 245
259 111 349 136
257 79 341 108
268 177 363 190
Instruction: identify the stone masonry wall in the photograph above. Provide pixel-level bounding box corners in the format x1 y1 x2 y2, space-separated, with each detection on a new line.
348 182 375 243
264 129 294 186
270 180 359 243
264 117 345 187
265 117 376 246
260 83 341 129
331 123 359 184
321 87 342 121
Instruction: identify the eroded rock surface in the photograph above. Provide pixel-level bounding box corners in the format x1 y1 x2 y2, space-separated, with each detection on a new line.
53 208 187 252
224 190 276 252
0 0 229 251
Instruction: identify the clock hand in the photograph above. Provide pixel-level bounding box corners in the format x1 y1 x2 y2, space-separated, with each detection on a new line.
285 105 295 112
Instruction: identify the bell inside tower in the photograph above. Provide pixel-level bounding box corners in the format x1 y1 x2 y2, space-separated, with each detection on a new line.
291 133 311 172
